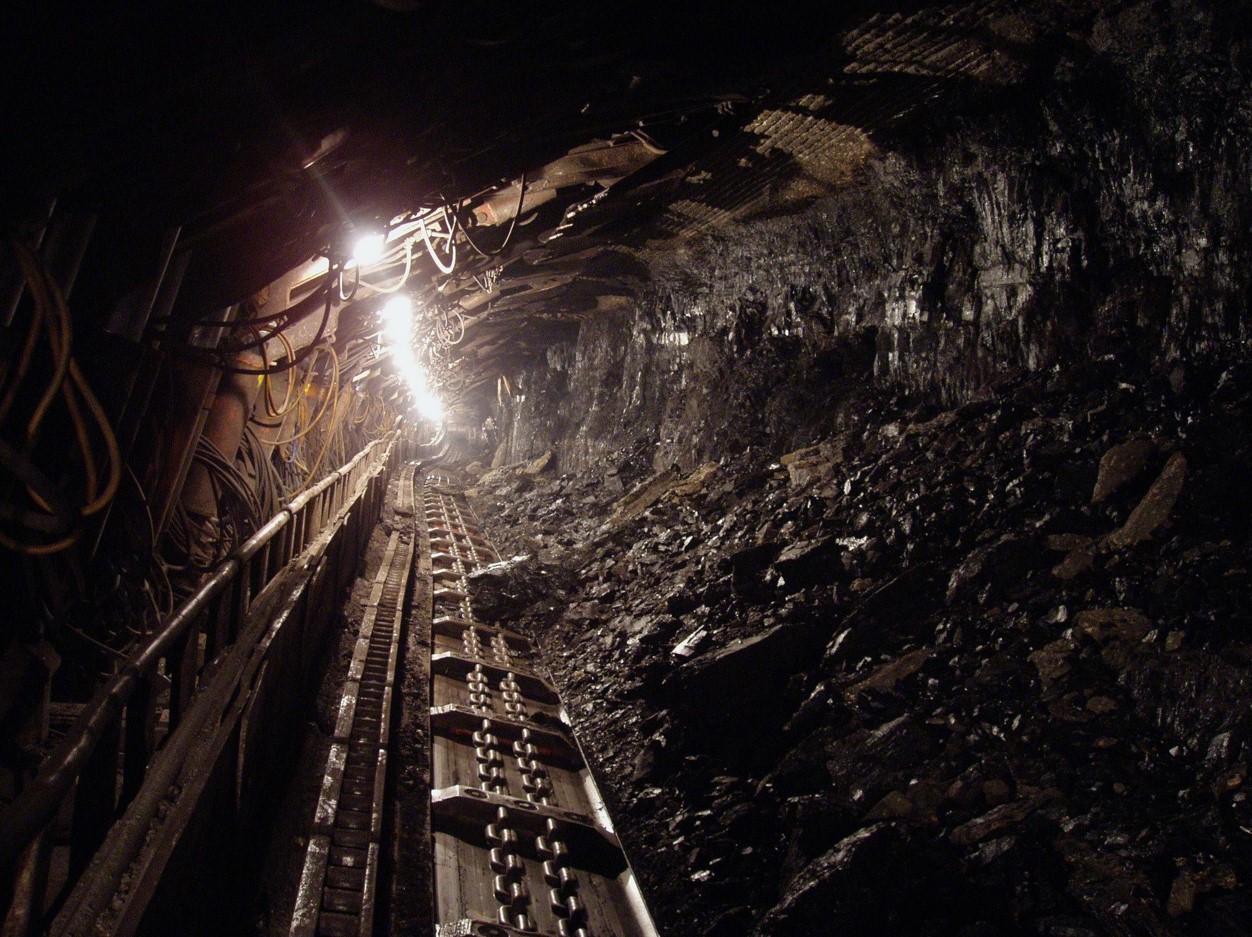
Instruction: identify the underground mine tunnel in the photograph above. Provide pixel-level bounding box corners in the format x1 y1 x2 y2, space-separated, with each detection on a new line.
2 1 1252 935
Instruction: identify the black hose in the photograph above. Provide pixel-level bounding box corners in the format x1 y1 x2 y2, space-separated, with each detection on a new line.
193 266 339 376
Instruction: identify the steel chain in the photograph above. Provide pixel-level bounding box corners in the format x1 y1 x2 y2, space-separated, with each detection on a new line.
485 806 535 931
466 664 492 714
537 818 589 937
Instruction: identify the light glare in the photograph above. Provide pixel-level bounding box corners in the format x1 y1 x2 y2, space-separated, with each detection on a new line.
381 296 413 348
379 298 444 424
415 390 444 422
382 295 412 320
353 232 386 266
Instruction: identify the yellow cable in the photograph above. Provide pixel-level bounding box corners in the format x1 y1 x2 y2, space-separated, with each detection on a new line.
17 241 120 518
2 242 120 544
24 257 73 450
303 409 340 486
0 528 79 556
302 352 344 485
61 381 98 504
267 330 300 416
72 359 120 516
260 328 301 418
26 265 99 512
25 250 120 517
0 253 45 425
269 344 339 446
268 344 326 441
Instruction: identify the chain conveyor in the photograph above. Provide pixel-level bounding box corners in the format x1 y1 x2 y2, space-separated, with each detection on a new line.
423 475 658 937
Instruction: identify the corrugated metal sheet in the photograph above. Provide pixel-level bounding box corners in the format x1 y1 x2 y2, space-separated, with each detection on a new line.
656 0 1025 238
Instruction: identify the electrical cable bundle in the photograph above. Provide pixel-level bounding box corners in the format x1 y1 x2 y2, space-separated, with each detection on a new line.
237 425 287 519
163 502 227 586
194 435 264 536
168 432 260 556
89 466 176 651
296 370 364 487
0 241 121 555
161 432 265 593
347 392 393 438
149 262 343 378
259 342 345 486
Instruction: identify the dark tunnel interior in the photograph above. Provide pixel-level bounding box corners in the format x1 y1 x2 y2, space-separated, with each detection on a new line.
2 1 1252 935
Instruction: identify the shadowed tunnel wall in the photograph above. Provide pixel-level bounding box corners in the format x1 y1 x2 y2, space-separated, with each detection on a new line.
500 6 1252 471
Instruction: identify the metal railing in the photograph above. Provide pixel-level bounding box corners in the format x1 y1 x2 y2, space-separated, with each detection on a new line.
0 431 402 934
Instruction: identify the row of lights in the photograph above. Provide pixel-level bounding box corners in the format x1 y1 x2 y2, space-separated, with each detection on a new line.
380 295 443 422
348 225 444 422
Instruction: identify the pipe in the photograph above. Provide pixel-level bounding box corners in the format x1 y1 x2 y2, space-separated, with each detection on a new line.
471 186 556 227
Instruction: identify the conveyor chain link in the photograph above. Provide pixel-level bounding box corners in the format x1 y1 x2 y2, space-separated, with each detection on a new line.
486 806 535 931
424 476 658 937
538 821 589 937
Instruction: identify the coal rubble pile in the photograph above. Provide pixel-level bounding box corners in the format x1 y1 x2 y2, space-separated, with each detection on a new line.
467 362 1252 937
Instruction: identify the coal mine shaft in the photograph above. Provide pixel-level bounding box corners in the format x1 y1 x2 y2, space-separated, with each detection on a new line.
2 2 1252 936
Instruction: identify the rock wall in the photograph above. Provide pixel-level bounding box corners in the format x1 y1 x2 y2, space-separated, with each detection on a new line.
472 358 1252 936
467 8 1252 935
502 1 1252 472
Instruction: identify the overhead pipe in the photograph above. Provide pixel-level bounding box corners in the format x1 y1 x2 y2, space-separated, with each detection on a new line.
472 184 556 227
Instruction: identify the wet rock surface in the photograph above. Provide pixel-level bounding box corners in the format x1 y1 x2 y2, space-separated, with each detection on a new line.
471 362 1252 936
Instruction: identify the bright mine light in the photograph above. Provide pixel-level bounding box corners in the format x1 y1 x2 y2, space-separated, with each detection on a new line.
379 295 444 424
392 344 418 377
352 231 386 266
414 390 444 422
382 294 412 318
381 295 413 342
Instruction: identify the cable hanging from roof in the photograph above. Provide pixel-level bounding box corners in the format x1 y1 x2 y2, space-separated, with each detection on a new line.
0 240 121 555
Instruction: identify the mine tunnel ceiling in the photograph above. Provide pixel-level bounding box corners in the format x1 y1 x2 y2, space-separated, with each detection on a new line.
6 0 1060 398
